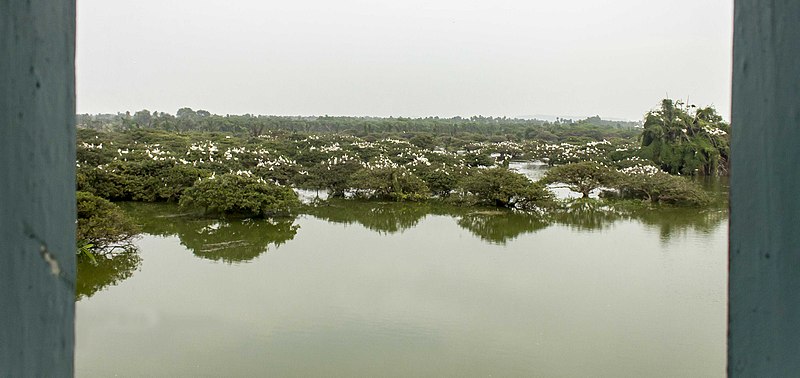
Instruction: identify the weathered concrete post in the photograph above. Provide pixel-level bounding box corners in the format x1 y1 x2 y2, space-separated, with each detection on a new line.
729 0 800 376
0 1 76 376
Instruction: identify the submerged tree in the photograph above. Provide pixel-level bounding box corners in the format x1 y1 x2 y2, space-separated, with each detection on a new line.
540 161 620 198
350 167 429 201
616 171 710 207
411 163 463 198
179 174 301 217
310 158 363 197
460 167 554 209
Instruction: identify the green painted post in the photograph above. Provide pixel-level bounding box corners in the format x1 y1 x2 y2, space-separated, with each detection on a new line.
0 1 76 376
729 0 800 376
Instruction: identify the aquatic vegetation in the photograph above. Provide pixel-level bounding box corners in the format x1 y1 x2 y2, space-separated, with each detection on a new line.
179 173 301 218
459 168 554 210
75 246 141 300
76 191 139 254
615 171 711 207
540 161 619 198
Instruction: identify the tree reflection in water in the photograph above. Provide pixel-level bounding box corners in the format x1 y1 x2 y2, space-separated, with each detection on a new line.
457 211 549 244
109 199 726 270
303 198 726 244
120 202 299 263
76 246 142 300
306 200 431 234
76 200 727 300
177 218 298 263
632 207 728 241
552 198 728 240
551 199 623 231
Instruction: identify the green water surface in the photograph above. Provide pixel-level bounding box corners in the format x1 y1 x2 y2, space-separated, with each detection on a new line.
76 200 727 377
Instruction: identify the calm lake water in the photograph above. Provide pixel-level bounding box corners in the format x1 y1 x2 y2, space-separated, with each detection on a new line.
76 197 728 377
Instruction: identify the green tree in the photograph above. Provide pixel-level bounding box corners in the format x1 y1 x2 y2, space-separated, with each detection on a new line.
78 161 210 202
460 168 553 209
640 99 729 175
155 164 211 201
176 107 197 119
76 191 139 253
409 134 436 149
311 159 363 197
350 167 429 201
616 171 710 206
540 161 619 198
132 109 153 128
412 163 463 197
179 174 301 217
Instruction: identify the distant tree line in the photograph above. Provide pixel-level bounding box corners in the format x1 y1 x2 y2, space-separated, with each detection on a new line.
77 109 641 143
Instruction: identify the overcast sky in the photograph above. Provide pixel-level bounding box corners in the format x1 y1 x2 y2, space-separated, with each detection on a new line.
76 0 733 121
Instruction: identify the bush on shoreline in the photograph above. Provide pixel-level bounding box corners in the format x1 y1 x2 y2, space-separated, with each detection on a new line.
76 191 139 256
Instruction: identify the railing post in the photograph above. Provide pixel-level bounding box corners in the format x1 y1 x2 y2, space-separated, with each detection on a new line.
0 1 77 376
729 0 800 375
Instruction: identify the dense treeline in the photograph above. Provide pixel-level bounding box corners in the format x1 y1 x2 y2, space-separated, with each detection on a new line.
77 109 641 143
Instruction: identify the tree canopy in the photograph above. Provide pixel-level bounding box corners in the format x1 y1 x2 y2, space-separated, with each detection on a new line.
461 168 554 209
640 99 729 175
179 174 301 217
76 191 139 253
541 161 619 198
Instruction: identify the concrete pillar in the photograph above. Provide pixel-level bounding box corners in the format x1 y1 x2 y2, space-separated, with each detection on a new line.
729 0 800 375
0 1 76 376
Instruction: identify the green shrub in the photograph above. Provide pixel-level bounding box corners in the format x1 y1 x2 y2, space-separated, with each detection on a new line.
309 159 364 197
617 171 710 207
76 191 139 254
77 161 209 202
540 161 620 198
460 167 554 209
412 163 463 197
350 167 429 201
179 174 301 217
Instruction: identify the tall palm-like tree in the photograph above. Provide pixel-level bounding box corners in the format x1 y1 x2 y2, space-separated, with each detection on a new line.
640 99 729 175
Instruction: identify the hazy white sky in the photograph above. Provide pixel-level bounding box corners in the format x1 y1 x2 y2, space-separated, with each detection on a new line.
76 0 733 120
